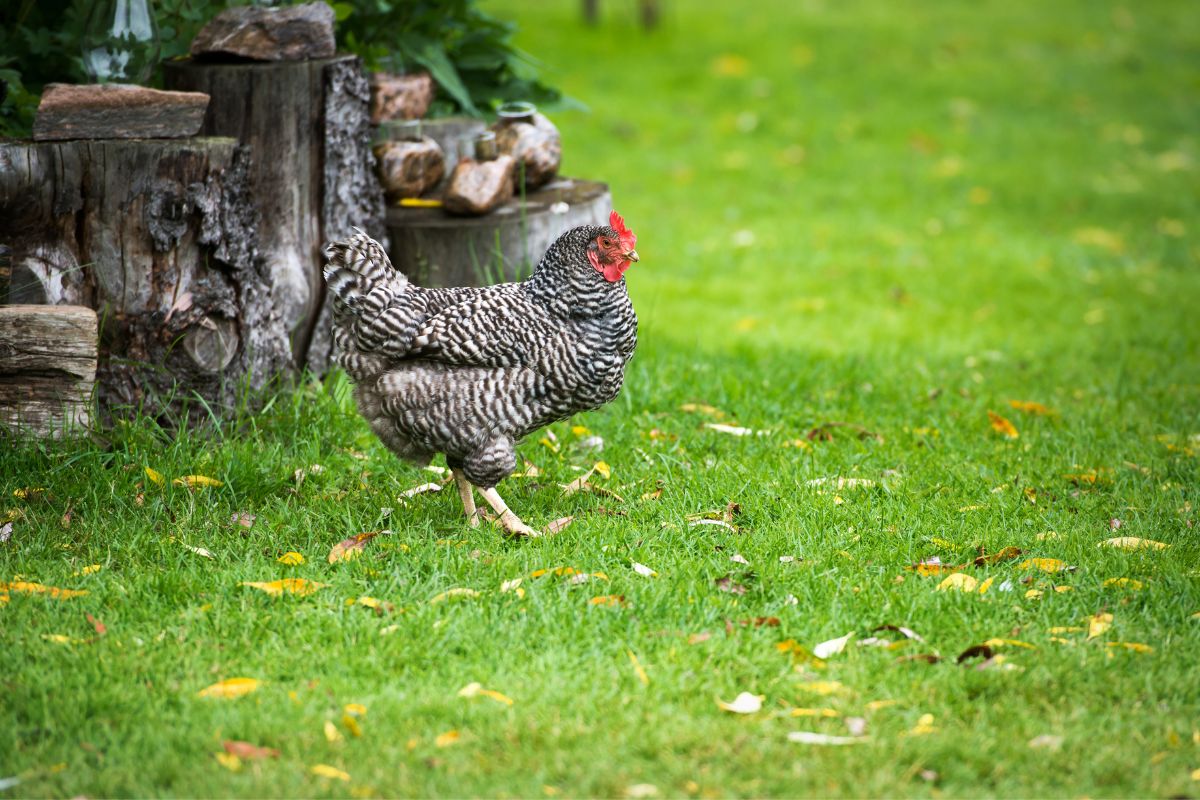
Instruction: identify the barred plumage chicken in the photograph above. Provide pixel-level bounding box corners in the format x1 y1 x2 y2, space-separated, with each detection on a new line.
323 211 639 537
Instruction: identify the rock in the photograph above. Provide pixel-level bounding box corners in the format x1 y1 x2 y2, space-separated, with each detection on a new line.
370 71 434 124
374 137 445 200
443 155 516 216
32 83 209 141
492 112 562 190
190 1 336 62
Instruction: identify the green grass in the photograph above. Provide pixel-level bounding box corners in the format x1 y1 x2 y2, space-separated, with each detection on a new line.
3 0 1199 796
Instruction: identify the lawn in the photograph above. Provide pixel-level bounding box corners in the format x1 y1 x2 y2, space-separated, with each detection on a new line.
3 0 1199 796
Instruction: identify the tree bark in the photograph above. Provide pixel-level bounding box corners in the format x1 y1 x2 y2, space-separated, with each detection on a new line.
0 137 293 424
163 55 385 374
0 305 97 437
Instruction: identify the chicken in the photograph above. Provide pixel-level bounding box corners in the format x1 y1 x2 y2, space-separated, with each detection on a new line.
323 211 639 537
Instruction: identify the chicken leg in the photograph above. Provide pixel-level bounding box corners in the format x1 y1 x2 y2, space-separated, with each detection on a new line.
479 487 539 538
451 469 480 528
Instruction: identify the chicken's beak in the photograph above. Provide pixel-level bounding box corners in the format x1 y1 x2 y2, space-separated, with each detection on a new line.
625 249 640 263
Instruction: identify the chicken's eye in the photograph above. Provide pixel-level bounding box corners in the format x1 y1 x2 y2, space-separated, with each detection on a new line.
600 237 611 247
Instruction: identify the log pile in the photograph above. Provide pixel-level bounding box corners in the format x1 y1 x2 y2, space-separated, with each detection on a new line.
0 137 293 423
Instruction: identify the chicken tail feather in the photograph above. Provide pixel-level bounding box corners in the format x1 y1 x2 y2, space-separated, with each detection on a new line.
323 228 407 313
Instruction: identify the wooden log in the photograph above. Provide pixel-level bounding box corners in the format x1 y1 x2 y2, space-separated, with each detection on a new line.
0 137 293 423
384 177 612 287
32 83 209 141
163 55 385 373
0 305 97 437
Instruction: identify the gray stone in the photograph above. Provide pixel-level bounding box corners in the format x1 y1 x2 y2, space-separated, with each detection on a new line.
492 112 562 190
374 137 445 200
190 1 336 62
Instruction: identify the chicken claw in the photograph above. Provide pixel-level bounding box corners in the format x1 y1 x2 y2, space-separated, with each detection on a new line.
480 487 540 539
452 469 480 528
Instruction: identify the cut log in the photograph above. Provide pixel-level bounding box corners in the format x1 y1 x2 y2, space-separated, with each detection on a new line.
385 177 612 286
32 83 209 141
163 55 385 373
0 305 97 437
0 137 293 423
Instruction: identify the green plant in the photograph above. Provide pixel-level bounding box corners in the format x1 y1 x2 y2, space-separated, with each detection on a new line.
334 0 582 117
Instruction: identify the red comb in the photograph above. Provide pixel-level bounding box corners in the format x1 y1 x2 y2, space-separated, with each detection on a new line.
610 210 637 251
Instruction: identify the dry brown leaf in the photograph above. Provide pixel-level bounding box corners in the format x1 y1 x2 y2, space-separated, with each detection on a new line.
714 574 749 594
590 594 628 608
87 613 106 636
1008 400 1055 416
973 546 1024 566
328 531 380 563
230 512 256 529
679 403 725 418
545 516 574 535
223 741 279 760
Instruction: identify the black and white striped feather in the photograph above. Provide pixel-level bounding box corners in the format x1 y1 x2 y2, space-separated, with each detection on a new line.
323 224 638 488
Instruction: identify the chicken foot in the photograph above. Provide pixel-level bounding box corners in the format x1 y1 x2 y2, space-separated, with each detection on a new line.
451 469 480 528
479 487 539 538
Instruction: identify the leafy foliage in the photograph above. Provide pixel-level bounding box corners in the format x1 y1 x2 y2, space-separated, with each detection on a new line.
333 0 580 117
0 0 572 137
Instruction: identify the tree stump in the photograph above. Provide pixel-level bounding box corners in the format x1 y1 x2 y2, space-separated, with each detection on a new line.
163 55 385 374
384 177 612 287
0 137 293 423
0 305 97 437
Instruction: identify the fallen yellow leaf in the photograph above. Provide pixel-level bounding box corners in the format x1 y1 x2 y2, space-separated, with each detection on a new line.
791 708 839 717
430 588 480 603
936 573 979 592
1099 537 1169 551
590 594 627 608
797 681 845 696
215 752 241 772
1106 642 1153 653
1103 577 1145 590
42 633 79 645
173 475 223 488
628 650 650 685
324 720 343 742
458 682 514 706
908 713 937 736
240 578 326 597
435 730 460 748
982 638 1037 650
344 703 367 717
145 467 166 486
1025 589 1044 600
198 677 260 699
1087 612 1114 639
311 764 351 781
987 411 1019 439
277 552 305 565
0 581 87 600
341 715 363 738
1020 558 1070 573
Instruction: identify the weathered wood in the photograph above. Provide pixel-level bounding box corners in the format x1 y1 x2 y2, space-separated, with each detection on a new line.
0 137 293 423
163 55 384 373
32 83 209 141
0 305 97 437
384 177 612 287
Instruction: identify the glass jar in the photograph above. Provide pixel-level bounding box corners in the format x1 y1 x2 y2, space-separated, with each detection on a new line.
81 0 161 84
